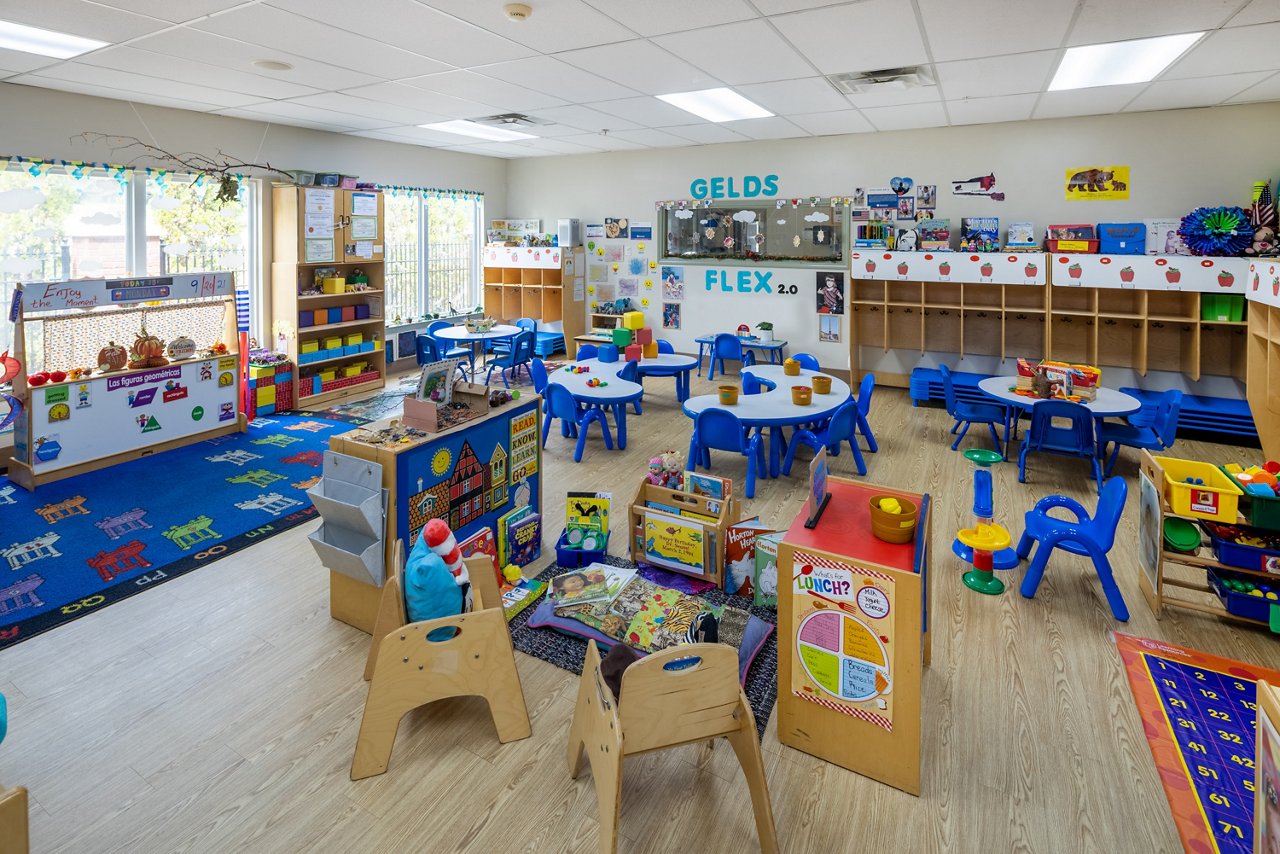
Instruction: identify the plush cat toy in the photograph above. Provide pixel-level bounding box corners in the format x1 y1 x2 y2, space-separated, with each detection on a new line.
404 518 473 628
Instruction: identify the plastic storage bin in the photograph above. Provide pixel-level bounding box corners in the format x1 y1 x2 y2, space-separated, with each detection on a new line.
1221 469 1280 530
1207 567 1278 623
1155 456 1242 522
1203 521 1280 574
555 528 609 568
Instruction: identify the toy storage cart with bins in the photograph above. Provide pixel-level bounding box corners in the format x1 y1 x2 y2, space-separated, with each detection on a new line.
5 272 246 490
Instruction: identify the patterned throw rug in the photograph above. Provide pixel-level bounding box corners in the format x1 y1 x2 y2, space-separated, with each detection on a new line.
0 414 351 650
507 555 779 737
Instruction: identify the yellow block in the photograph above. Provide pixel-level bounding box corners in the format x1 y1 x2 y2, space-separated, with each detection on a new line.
320 369 337 381
250 365 275 380
622 311 645 330
323 336 343 350
323 277 346 294
342 366 362 377
300 340 320 354
642 341 658 358
344 333 363 346
256 385 276 405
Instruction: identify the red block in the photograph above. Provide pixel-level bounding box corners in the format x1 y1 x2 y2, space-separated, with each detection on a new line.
624 343 642 362
340 305 356 322
634 326 653 345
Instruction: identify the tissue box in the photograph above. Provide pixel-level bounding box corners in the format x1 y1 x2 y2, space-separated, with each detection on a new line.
611 327 633 347
634 326 653 345
622 311 645 330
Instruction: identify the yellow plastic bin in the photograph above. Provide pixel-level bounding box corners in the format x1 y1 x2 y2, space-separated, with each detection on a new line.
1155 456 1243 522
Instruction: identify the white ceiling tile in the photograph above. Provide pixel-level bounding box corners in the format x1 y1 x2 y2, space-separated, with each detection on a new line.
935 51 1058 99
16 62 263 108
752 0 846 12
194 6 452 80
581 0 758 36
11 76 222 113
476 56 640 102
266 0 535 65
531 103 642 132
346 129 436 147
518 137 606 154
1162 22 1280 79
718 115 808 139
1225 70 1280 102
81 46 320 99
231 100 396 131
556 133 648 150
1228 0 1280 26
1032 83 1148 119
607 128 695 147
356 124 510 145
786 109 874 135
654 123 749 144
736 77 849 114
843 86 940 109
555 40 721 95
94 0 249 24
1068 0 1239 46
215 109 360 133
403 70 568 111
770 1 927 75
414 0 634 52
0 47 56 75
0 0 168 43
440 143 524 157
339 82 497 118
286 92 442 125
652 20 814 85
125 27 380 91
918 0 1075 62
587 96 707 127
1123 71 1271 111
945 93 1038 125
861 101 948 131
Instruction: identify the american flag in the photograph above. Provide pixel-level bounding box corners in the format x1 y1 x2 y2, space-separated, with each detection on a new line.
1252 179 1275 228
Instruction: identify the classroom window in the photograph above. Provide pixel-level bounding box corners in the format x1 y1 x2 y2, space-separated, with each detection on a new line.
383 194 483 323
661 200 843 263
384 193 422 321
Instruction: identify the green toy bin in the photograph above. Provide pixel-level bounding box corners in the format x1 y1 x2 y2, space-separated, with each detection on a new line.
1221 468 1280 531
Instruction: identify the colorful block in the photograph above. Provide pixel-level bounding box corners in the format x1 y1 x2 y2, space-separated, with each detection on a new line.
344 333 363 346
355 304 370 319
327 307 343 324
634 326 653 345
256 385 276 405
611 327 632 347
298 310 314 328
251 365 276 380
624 343 642 362
342 365 362 377
300 340 320 354
643 341 658 359
622 311 644 330
320 369 337 382
323 336 343 350
340 305 356 322
597 344 619 363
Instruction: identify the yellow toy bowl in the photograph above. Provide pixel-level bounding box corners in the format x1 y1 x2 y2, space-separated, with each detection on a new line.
869 495 917 544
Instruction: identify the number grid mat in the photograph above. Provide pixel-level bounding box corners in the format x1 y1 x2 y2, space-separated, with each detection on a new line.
1115 632 1280 853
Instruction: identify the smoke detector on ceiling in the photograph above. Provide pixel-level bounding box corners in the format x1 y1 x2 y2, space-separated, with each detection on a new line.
826 66 935 95
472 112 555 128
504 4 532 21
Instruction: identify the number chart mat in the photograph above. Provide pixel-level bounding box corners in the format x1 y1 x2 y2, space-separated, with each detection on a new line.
1116 632 1280 853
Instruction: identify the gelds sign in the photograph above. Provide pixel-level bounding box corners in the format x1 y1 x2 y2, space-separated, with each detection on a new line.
689 174 779 200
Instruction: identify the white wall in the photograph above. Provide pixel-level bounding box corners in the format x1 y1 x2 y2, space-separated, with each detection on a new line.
507 102 1280 394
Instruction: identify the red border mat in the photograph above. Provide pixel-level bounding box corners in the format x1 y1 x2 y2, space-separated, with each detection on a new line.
1116 632 1280 853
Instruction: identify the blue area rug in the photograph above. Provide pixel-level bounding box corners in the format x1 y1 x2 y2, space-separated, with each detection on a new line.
0 414 352 650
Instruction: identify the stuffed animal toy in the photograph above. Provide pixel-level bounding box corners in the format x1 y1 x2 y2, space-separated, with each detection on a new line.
646 456 666 486
404 518 471 631
1246 224 1277 257
660 450 684 490
422 518 472 611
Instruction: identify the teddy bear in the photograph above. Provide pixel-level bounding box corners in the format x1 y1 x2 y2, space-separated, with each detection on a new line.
1246 224 1277 256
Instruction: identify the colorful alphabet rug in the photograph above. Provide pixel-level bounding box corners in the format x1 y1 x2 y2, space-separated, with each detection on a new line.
0 414 351 650
1116 632 1280 853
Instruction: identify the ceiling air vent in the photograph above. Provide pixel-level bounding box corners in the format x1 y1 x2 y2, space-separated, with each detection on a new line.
471 112 556 128
826 67 935 95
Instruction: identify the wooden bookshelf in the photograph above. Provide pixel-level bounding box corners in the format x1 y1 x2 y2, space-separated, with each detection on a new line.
1246 260 1280 459
482 244 585 356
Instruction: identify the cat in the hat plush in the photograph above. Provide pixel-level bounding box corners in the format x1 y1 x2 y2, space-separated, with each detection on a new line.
404 518 473 630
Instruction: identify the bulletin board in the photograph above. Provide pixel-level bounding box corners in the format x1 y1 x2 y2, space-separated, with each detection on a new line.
584 219 658 328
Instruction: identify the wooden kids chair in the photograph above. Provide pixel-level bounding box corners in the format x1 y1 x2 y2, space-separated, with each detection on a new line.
0 693 28 854
351 549 531 779
567 643 779 854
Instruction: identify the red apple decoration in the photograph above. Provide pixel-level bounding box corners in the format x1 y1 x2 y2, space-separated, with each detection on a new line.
939 262 951 276
1068 264 1082 279
48 370 67 383
1217 271 1234 288
897 262 909 276
980 263 993 277
865 260 876 273
1024 263 1037 278
27 373 47 386
1273 276 1279 296
1166 268 1181 284
1120 267 1135 283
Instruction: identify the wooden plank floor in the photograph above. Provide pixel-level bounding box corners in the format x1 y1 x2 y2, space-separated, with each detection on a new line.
2 368 1274 853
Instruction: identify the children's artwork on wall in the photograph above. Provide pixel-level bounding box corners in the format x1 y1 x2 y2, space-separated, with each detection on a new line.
917 184 937 209
603 217 629 239
628 257 645 275
896 196 915 220
850 188 867 210
1065 165 1129 200
817 271 845 315
661 265 685 300
819 314 840 343
662 302 681 329
596 284 615 304
604 244 625 262
588 262 609 284
617 277 638 297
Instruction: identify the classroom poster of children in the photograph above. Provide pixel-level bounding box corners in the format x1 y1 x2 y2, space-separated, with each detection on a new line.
661 265 685 300
662 302 681 329
817 271 845 315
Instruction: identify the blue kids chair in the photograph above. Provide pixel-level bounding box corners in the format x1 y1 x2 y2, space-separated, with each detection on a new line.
576 343 599 361
492 317 536 356
618 359 643 415
687 408 765 498
542 382 612 463
940 363 1006 454
415 335 468 379
1018 399 1103 492
1097 389 1182 477
427 319 471 363
781 399 866 477
485 329 534 388
707 333 754 380
791 353 821 371
854 373 878 453
1016 476 1130 621
657 339 675 354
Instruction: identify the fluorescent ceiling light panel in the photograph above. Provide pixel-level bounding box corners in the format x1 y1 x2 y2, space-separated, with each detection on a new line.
417 119 535 141
655 88 773 122
1049 32 1204 91
0 19 108 59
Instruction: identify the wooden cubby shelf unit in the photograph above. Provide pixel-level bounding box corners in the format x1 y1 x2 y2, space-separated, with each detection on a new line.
482 244 585 355
1246 260 1280 459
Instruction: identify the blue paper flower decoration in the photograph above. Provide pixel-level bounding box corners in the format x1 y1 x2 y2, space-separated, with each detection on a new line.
1178 206 1252 256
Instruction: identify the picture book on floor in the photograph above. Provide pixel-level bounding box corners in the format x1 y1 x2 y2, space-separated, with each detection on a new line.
684 472 729 501
548 562 637 608
507 512 542 567
724 518 781 598
753 532 784 608
565 491 610 550
496 503 533 566
501 580 546 621
458 526 499 585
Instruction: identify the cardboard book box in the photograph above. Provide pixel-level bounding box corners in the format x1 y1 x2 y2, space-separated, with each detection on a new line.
402 381 489 432
628 479 738 586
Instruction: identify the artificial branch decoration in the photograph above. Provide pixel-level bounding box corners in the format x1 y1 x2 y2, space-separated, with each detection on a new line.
73 133 285 203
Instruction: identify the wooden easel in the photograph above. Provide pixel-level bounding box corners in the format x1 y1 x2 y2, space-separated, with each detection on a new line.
567 642 778 854
351 549 531 780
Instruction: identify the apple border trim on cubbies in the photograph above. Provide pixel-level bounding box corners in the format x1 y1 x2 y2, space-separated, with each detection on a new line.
484 245 563 270
1053 254 1249 292
1248 259 1280 308
851 251 1045 286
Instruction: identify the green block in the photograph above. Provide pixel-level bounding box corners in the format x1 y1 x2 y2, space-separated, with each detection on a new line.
611 327 633 346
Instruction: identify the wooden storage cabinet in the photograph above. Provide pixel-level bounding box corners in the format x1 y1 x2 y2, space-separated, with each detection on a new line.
482 244 585 355
271 185 387 408
1247 260 1280 459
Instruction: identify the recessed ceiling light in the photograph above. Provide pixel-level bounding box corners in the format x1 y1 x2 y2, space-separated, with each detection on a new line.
1049 32 1204 91
0 19 107 59
418 119 536 141
655 88 772 123
253 59 294 72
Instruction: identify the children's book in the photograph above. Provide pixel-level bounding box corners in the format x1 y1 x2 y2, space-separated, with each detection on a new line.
496 504 533 567
548 562 637 608
415 359 459 404
1144 218 1190 255
642 509 709 579
458 526 499 587
753 532 784 608
960 217 1000 252
724 518 781 598
566 491 610 537
1005 221 1038 251
507 512 542 567
501 580 546 621
680 509 719 524
684 472 729 501
645 500 681 515
916 218 952 251
894 226 920 252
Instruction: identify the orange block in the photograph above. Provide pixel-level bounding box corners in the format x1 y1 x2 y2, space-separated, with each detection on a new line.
642 341 658 359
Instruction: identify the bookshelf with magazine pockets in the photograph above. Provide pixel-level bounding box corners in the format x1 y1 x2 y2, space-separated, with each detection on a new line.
326 394 543 633
1257 679 1280 854
628 480 738 588
307 450 389 634
776 475 932 796
849 250 1047 386
482 245 586 355
1246 259 1280 460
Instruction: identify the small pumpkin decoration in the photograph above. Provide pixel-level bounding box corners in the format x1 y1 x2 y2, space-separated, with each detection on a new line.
97 341 128 372
130 324 168 368
166 336 196 361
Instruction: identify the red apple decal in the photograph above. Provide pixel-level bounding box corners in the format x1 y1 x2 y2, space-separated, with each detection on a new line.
980 263 993 277
1217 271 1234 288
939 262 951 276
1273 276 1279 296
1024 263 1037 278
897 262 909 276
1166 267 1181 284
1120 266 1135 283
1253 273 1261 292
1068 263 1082 279
866 260 876 273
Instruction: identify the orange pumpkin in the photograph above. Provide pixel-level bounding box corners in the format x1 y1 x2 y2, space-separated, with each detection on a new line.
131 325 168 368
97 341 128 372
